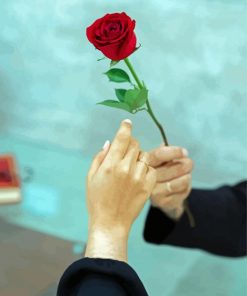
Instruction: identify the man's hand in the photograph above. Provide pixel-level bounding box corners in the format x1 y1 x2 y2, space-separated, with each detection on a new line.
148 144 194 220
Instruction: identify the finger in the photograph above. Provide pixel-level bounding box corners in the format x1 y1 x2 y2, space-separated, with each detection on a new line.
103 119 132 166
151 181 191 209
134 152 150 180
154 174 191 196
156 158 193 182
167 174 192 194
159 187 191 209
148 145 188 167
87 140 111 179
122 137 140 172
145 166 157 195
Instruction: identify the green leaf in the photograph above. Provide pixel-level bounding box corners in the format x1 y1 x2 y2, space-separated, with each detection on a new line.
104 68 131 83
124 87 148 109
110 60 120 67
136 88 148 108
96 100 132 113
115 89 127 102
124 89 140 109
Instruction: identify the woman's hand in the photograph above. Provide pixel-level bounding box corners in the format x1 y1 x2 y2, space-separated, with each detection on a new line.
148 144 194 220
85 119 157 262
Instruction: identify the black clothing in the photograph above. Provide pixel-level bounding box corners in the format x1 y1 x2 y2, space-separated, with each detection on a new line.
57 257 148 296
58 181 246 295
144 180 247 257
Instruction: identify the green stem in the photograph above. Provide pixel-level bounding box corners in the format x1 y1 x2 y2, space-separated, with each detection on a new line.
124 58 169 146
124 57 196 227
124 58 143 89
145 100 169 146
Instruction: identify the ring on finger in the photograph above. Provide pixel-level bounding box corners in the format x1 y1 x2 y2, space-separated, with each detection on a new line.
137 151 149 171
137 159 149 172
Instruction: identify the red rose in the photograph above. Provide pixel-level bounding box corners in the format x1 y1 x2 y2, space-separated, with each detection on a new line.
86 12 137 61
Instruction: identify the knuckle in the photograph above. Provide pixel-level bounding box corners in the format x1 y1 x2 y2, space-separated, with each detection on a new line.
116 164 129 176
117 131 129 141
104 165 113 174
133 175 143 185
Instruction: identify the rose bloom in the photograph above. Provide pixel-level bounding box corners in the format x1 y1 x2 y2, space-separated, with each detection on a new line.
86 12 137 61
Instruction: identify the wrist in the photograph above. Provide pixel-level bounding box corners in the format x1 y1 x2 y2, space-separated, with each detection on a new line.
85 223 129 262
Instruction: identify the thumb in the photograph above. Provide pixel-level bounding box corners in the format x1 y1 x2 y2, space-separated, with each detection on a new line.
148 144 185 167
88 140 111 179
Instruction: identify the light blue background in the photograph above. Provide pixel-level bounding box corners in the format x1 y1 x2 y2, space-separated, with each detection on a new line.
0 0 246 295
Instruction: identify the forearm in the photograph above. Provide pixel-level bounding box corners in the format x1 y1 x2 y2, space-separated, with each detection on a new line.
85 224 129 262
58 224 148 295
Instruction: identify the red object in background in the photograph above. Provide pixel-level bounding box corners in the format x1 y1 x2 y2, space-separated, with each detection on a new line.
0 155 21 204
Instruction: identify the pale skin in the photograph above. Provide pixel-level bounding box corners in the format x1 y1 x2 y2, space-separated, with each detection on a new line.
85 119 157 262
148 144 194 220
85 119 194 263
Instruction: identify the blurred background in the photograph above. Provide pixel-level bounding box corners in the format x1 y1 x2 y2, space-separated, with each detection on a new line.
0 0 246 295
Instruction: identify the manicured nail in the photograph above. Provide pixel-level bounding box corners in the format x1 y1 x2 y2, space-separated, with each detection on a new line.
123 119 132 125
182 148 189 157
102 140 110 150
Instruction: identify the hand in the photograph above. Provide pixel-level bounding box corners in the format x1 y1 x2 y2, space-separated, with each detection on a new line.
85 119 157 261
148 144 194 220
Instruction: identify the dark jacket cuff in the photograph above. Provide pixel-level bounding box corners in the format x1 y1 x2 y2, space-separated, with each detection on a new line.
143 204 187 244
57 257 148 296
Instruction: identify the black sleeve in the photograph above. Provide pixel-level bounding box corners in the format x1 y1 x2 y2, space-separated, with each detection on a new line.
143 180 247 257
57 257 148 296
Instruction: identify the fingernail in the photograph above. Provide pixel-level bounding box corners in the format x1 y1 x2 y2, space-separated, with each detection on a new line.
123 119 132 125
182 148 189 157
162 146 174 151
102 140 110 150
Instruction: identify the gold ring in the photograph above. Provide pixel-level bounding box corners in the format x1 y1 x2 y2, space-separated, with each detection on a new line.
165 181 172 194
138 159 149 171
